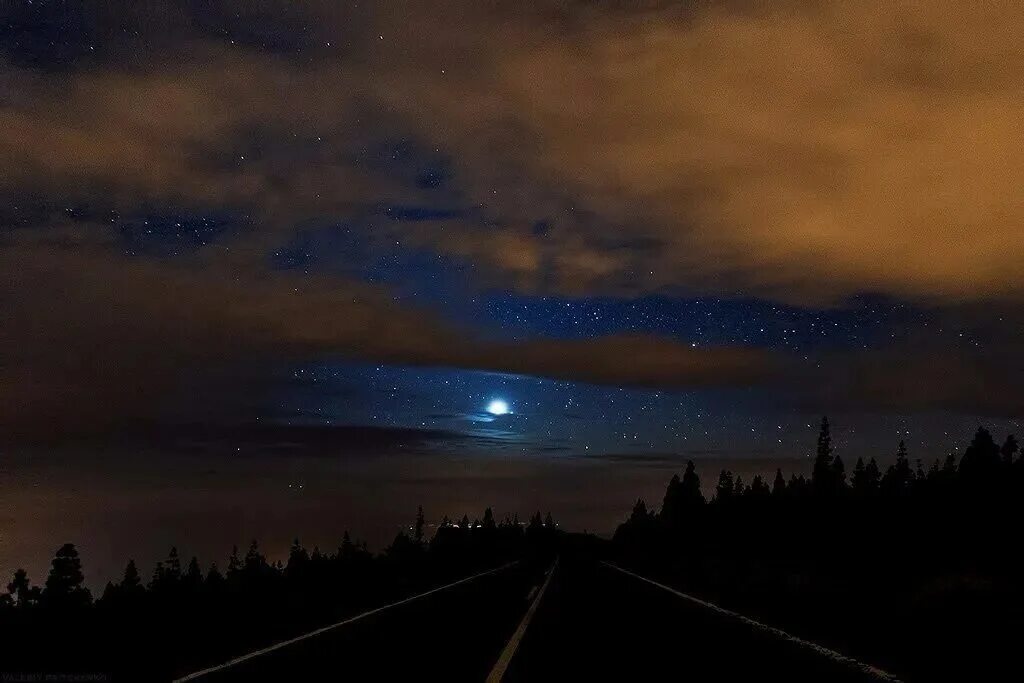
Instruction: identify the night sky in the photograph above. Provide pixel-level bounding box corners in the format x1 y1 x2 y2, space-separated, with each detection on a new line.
3 1 1024 582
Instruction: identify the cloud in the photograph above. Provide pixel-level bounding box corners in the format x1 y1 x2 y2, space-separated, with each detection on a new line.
799 345 1024 419
0 229 773 438
5 2 1024 304
393 2 1024 303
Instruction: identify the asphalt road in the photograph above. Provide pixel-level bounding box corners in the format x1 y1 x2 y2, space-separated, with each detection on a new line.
178 560 546 682
177 555 900 682
503 555 895 682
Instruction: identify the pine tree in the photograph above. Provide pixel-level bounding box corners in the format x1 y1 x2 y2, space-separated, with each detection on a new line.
661 473 684 523
942 452 958 474
831 455 847 490
733 474 745 498
882 441 914 496
629 499 650 523
340 531 355 560
122 559 141 590
7 568 35 607
287 538 309 577
715 470 734 503
42 543 91 608
227 545 242 577
1000 435 1018 466
165 546 182 581
415 506 426 543
528 511 544 531
118 559 144 602
244 540 267 576
865 458 881 491
150 561 165 590
772 468 786 497
183 557 203 592
681 460 704 505
812 416 834 492
662 462 705 526
749 474 770 499
960 427 1000 481
852 457 867 492
206 563 225 588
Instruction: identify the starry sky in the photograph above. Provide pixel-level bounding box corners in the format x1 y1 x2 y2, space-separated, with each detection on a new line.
3 1 1024 578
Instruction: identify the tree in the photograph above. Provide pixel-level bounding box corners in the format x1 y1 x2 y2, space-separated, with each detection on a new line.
662 461 706 525
661 474 684 523
749 474 770 499
227 545 242 578
882 441 914 496
812 416 834 493
852 457 867 491
152 547 182 593
206 563 225 591
121 559 142 591
831 454 847 491
287 538 309 578
629 498 651 523
959 427 1000 482
340 531 355 560
733 474 745 498
528 511 544 532
415 506 426 543
1000 435 1018 467
788 474 809 496
183 556 203 592
772 468 786 497
244 540 269 578
681 461 704 505
715 470 734 503
853 457 881 495
865 458 882 492
120 559 145 601
103 559 144 607
7 568 38 608
42 543 91 608
165 546 182 581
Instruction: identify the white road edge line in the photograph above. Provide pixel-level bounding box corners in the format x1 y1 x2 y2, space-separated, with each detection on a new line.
173 561 519 682
601 562 903 683
485 557 559 683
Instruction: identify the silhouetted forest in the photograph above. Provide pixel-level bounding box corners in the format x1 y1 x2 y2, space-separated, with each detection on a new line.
0 506 561 680
4 420 1023 681
612 418 1024 682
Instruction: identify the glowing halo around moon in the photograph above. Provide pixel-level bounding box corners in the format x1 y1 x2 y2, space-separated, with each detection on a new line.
486 399 510 416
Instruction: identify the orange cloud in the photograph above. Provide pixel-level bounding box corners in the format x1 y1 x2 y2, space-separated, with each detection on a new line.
6 3 1023 303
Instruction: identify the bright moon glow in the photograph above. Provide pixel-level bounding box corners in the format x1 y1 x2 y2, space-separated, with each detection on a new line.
486 399 510 415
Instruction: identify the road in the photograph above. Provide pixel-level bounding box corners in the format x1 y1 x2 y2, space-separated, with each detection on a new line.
176 554 901 682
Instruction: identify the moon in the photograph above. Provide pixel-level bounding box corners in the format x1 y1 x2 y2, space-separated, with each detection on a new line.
486 399 510 416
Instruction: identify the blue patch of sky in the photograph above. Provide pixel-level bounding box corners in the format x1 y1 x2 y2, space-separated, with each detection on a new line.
117 211 240 257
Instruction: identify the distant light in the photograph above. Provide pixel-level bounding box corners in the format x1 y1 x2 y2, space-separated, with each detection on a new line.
486 399 510 416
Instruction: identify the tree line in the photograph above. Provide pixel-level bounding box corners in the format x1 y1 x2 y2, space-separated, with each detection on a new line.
629 417 1024 523
0 506 560 679
613 418 1024 683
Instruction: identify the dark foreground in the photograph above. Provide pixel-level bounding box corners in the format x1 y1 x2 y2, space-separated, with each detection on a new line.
183 553 894 683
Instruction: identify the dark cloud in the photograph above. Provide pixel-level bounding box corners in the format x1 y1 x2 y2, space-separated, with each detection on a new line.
0 228 773 439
